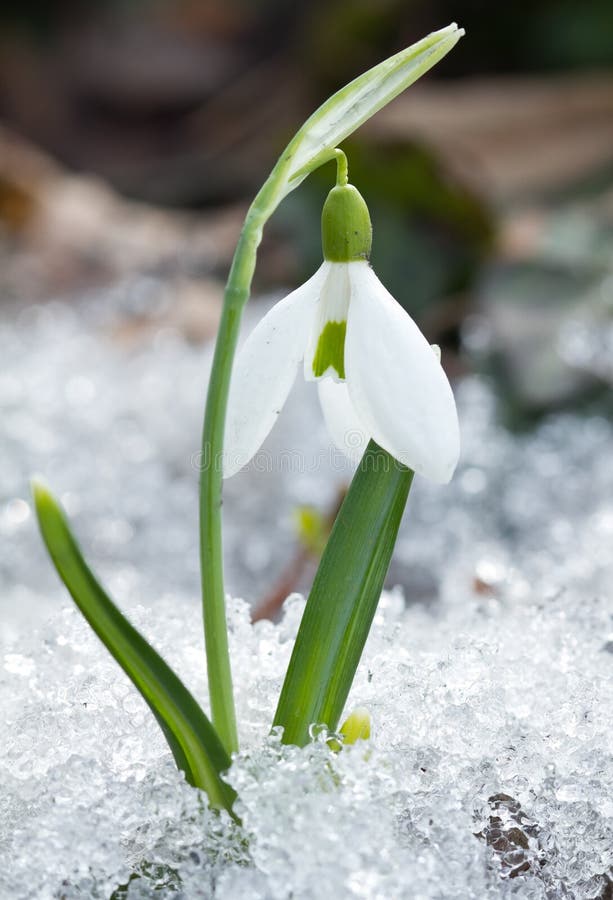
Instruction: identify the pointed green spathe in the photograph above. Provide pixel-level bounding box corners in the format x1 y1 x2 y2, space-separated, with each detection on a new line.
276 24 465 202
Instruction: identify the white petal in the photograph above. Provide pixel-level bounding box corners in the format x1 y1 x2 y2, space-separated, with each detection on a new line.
345 263 460 483
223 264 328 477
317 379 370 463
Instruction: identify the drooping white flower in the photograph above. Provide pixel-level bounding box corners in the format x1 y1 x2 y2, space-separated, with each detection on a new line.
224 172 460 483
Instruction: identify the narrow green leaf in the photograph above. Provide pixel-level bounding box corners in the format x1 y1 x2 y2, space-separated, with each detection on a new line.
273 442 413 746
31 479 237 817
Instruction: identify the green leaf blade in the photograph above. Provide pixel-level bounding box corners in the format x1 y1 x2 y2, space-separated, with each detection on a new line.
273 442 413 746
31 479 237 816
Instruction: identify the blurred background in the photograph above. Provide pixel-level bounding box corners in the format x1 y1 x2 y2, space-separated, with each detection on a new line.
2 0 613 414
3 0 613 616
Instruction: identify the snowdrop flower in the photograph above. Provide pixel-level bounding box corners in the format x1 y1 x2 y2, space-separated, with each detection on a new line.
224 163 460 482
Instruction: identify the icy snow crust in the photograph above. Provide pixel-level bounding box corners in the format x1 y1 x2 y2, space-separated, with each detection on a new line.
1 287 612 898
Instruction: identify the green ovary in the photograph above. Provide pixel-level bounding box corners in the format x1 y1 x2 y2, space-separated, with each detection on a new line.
312 320 347 379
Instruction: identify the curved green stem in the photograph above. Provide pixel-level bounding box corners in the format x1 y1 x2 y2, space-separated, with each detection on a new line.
198 169 293 755
198 219 261 755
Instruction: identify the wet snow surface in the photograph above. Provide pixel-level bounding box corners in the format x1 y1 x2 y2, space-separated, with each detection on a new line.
1 284 612 898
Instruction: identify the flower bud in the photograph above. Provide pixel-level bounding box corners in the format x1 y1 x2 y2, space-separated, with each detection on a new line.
339 706 371 744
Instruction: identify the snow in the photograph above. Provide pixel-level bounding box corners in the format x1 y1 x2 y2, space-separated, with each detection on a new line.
1 282 612 898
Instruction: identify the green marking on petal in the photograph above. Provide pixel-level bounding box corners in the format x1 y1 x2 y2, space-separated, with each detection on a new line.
312 320 347 379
